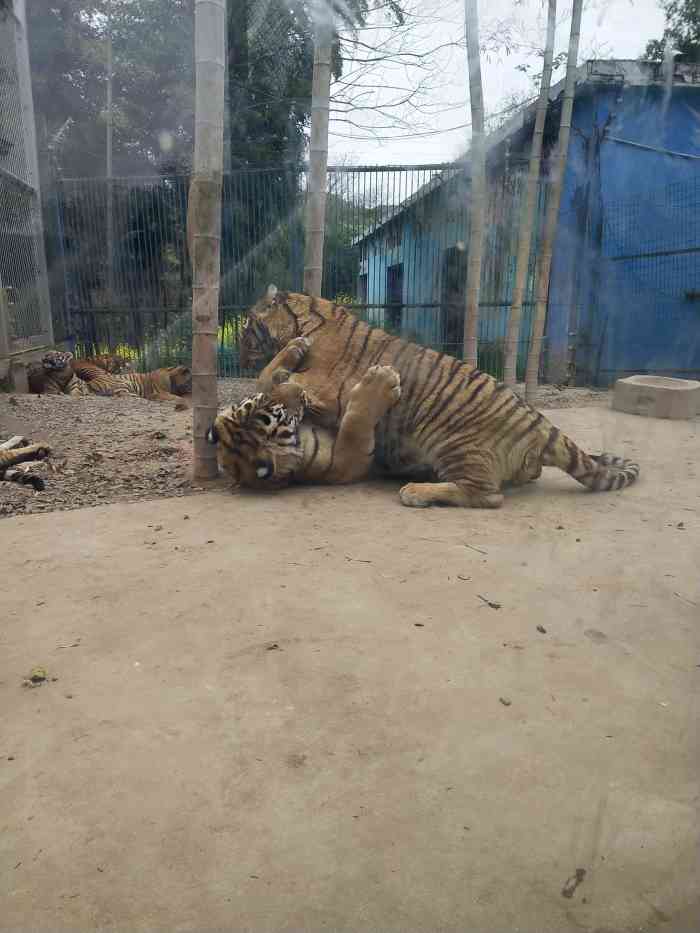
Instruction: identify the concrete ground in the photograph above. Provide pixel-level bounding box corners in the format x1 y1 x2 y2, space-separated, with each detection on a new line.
1 407 698 933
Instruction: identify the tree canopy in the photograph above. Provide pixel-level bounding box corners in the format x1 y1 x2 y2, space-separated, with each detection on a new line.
645 0 700 63
27 0 406 182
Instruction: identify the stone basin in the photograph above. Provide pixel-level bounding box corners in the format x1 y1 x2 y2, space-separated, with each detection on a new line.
613 374 700 419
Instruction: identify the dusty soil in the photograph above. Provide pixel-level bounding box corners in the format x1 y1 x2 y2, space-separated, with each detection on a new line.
0 379 259 518
1 380 608 518
1 406 698 933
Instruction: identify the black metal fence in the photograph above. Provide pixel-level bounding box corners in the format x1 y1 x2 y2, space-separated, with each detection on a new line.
46 163 545 378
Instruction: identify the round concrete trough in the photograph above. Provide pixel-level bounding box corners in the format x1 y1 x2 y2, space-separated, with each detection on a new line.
613 374 700 419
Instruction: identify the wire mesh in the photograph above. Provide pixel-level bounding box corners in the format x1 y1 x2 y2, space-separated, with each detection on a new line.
51 163 546 379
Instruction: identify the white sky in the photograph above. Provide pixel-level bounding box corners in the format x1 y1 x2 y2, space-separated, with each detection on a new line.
328 0 666 165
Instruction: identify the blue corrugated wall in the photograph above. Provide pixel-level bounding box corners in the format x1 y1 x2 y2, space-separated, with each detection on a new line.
547 85 700 384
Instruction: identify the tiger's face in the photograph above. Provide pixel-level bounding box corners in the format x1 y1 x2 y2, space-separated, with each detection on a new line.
239 285 294 371
167 366 192 396
42 350 73 372
206 383 307 489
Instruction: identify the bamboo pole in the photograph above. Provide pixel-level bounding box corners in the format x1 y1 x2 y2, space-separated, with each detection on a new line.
462 0 485 367
502 0 556 388
106 0 114 313
524 0 583 401
190 0 226 479
303 19 332 298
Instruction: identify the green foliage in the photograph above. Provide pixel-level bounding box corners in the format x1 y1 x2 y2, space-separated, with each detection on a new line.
644 0 700 63
28 0 408 180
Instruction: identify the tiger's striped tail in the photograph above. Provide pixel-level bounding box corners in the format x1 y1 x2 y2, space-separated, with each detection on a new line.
541 426 640 492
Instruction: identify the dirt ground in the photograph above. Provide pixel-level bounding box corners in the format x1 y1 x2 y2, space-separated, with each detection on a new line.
0 379 257 517
0 379 607 518
1 402 698 933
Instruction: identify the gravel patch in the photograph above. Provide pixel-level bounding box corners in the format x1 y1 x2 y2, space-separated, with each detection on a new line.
1 379 611 518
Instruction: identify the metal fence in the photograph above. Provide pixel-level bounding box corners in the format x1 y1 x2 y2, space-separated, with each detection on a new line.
48 162 545 378
0 1 52 363
590 175 700 382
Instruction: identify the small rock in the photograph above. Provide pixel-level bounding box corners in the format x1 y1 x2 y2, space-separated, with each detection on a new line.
499 697 512 707
536 624 547 634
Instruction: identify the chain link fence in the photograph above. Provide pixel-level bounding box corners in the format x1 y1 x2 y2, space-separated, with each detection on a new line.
49 162 544 379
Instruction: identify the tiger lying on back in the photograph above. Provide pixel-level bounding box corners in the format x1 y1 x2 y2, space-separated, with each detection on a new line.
235 287 639 508
0 442 51 491
208 365 401 488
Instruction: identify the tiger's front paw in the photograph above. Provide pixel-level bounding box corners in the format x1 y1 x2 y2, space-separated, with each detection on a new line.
399 483 431 508
287 336 311 359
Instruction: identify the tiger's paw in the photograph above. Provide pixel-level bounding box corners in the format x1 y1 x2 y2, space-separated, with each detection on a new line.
399 483 431 508
350 365 401 418
287 336 312 358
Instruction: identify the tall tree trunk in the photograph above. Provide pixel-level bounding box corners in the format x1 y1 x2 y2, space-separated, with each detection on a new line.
462 0 485 367
502 0 556 388
303 18 332 298
190 0 226 479
524 0 583 401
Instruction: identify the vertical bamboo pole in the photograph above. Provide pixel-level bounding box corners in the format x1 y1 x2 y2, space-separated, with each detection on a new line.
524 0 583 400
462 0 485 366
106 0 114 316
303 16 332 298
190 0 226 479
503 0 556 388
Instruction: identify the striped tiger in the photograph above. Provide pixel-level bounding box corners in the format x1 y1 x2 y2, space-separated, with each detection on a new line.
207 365 401 489
83 353 132 374
71 359 130 396
1 442 51 491
238 286 640 508
28 351 90 397
71 360 191 402
115 366 192 402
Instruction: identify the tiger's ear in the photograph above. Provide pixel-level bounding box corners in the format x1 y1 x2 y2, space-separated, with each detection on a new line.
266 284 278 302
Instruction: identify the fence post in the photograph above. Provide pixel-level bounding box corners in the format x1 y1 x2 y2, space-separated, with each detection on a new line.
0 288 11 360
303 21 332 298
14 0 53 346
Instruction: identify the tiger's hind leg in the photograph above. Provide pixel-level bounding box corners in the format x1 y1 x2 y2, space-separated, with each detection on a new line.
322 365 401 483
399 449 503 509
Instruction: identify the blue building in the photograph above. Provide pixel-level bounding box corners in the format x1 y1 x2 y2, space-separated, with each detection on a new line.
355 60 700 384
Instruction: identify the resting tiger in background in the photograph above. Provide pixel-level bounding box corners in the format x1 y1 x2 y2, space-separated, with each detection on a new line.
0 442 51 491
236 286 640 509
28 351 191 403
72 359 192 402
208 365 401 489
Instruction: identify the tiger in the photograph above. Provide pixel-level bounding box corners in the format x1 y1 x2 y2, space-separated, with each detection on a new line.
237 286 640 508
70 359 130 396
32 354 191 403
207 365 402 489
0 442 51 491
81 353 132 374
28 350 90 397
115 366 192 402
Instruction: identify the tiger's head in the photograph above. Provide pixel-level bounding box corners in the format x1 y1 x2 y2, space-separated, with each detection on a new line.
42 350 74 372
206 381 307 489
167 366 192 396
240 284 294 371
